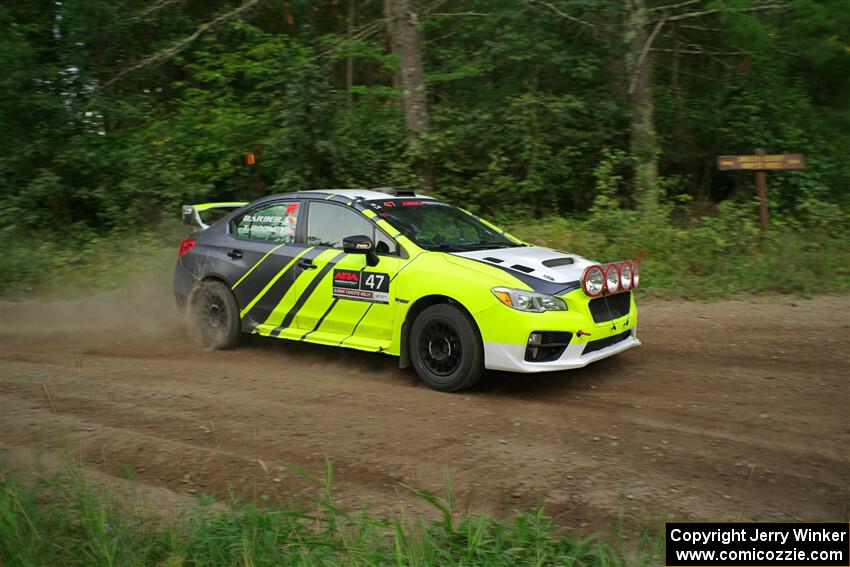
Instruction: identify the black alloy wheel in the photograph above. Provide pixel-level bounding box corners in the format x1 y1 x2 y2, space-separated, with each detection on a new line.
409 303 483 392
202 293 228 329
187 280 241 350
419 321 462 376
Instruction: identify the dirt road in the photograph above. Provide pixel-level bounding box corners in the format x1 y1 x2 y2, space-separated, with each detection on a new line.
1 284 847 533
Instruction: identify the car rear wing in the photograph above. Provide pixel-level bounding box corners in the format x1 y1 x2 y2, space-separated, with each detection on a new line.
182 202 247 230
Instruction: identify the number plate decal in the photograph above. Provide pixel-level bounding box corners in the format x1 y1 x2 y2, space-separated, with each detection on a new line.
332 269 390 304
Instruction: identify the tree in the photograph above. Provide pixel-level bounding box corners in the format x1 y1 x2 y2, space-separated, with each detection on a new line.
386 0 433 191
1 0 848 243
626 0 661 207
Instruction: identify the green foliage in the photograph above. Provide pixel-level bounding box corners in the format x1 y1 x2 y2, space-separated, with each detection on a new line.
0 0 848 297
508 196 850 298
0 467 657 567
6 192 847 299
654 0 850 209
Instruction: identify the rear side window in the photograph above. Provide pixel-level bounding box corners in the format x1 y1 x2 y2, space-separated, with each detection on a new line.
233 201 300 243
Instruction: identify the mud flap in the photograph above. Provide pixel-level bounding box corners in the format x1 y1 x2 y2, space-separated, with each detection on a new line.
399 320 411 369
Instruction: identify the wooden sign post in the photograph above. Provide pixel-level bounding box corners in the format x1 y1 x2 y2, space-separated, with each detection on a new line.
716 150 806 231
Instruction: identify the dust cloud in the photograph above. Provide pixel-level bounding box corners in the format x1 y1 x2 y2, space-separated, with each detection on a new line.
0 263 184 344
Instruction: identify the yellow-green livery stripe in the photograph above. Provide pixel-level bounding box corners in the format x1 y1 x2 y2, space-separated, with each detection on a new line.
338 251 424 346
362 209 377 218
260 248 339 328
300 298 339 341
268 251 346 337
375 218 395 234
232 243 286 290
240 247 314 318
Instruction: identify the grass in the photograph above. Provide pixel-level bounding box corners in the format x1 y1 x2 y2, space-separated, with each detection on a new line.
505 200 850 299
2 199 848 299
0 463 661 567
0 223 184 299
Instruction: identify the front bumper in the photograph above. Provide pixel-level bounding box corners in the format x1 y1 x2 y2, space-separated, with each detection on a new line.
483 328 640 373
473 289 639 373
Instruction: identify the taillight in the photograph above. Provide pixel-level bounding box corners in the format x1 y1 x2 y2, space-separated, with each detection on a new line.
178 238 196 257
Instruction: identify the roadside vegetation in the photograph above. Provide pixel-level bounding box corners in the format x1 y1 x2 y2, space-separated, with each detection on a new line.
4 189 848 299
507 197 850 299
0 464 660 567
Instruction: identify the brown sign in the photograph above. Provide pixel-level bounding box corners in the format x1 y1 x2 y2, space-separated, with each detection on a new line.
716 154 806 171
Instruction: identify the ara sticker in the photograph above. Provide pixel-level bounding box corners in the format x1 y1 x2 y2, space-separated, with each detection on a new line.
332 269 390 304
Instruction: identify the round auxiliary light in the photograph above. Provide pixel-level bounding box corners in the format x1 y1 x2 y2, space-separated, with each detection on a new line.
604 264 620 294
633 260 640 289
582 265 605 297
620 261 632 290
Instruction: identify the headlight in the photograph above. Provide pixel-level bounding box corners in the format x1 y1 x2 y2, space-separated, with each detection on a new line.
582 265 605 297
633 261 640 288
604 264 620 294
491 287 567 312
620 261 632 290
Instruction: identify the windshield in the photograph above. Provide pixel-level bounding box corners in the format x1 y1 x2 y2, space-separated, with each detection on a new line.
368 199 522 252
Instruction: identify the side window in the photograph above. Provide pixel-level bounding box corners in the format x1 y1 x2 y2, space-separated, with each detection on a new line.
233 201 300 243
307 202 398 254
374 228 396 255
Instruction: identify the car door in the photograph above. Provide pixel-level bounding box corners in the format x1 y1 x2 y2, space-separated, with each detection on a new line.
287 201 404 349
223 200 320 330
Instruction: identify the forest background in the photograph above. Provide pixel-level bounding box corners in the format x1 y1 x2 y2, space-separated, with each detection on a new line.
2 0 848 295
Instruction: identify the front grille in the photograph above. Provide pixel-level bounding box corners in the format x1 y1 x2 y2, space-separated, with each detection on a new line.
588 292 631 323
582 330 631 356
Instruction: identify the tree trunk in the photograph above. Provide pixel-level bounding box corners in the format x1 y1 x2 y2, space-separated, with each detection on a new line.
383 0 401 89
626 0 659 208
387 0 433 191
346 0 355 104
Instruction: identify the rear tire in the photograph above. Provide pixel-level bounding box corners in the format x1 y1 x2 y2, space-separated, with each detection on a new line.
410 303 483 392
187 280 241 350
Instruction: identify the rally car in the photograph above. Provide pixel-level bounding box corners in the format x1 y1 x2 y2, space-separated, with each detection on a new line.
174 188 640 392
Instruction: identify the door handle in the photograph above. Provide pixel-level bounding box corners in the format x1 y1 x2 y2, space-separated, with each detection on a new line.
298 259 317 270
227 249 243 259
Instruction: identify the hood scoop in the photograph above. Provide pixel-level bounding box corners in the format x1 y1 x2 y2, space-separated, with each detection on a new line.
483 256 504 263
542 257 574 268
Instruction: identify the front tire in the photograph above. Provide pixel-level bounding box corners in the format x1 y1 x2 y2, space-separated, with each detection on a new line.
187 280 241 350
410 304 483 392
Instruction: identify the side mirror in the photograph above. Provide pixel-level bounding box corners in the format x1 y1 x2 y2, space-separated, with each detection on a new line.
342 235 379 267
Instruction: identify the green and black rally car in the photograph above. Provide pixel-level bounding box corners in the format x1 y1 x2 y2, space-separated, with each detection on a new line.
174 188 640 392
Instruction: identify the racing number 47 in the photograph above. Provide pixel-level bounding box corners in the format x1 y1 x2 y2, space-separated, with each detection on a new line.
364 274 385 290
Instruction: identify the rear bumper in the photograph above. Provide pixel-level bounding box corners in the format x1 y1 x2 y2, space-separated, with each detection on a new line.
174 291 188 313
173 259 197 313
483 328 640 373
